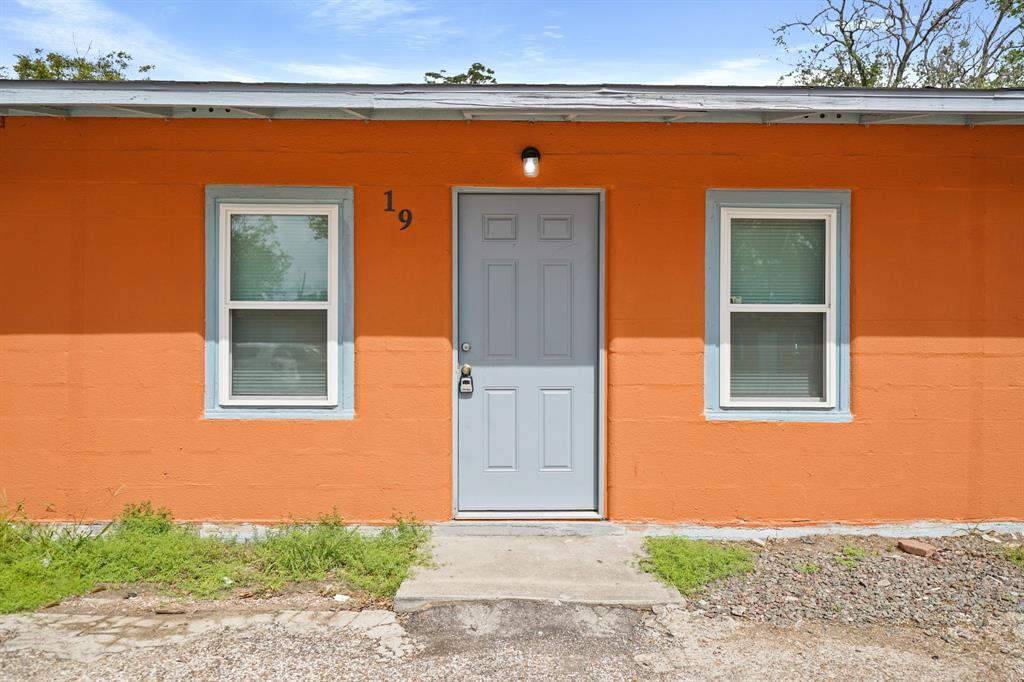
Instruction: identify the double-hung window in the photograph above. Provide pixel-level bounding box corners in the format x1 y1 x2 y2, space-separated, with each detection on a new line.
205 186 354 419
705 191 850 421
220 204 337 406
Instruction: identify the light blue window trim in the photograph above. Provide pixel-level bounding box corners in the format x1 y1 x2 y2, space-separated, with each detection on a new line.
204 185 355 420
705 189 851 423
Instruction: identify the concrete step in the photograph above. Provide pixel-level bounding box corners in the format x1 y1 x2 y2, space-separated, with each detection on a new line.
393 535 682 613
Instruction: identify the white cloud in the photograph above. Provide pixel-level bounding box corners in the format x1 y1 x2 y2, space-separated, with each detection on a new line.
521 45 548 63
306 0 420 23
661 57 786 86
515 25 570 68
299 0 460 49
3 0 259 81
282 61 416 82
542 25 563 39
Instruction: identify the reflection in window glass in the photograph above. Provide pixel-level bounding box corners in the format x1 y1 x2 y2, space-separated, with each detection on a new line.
230 214 329 301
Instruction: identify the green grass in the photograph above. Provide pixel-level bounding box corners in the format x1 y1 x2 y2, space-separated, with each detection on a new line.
0 503 429 614
796 561 821 574
1004 546 1024 570
834 544 866 570
640 537 754 595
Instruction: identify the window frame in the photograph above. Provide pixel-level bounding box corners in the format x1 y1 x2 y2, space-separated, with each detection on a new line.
218 203 339 407
704 189 851 423
204 186 354 420
719 207 837 409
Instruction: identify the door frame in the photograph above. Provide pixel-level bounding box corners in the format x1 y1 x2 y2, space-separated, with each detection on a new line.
451 187 607 520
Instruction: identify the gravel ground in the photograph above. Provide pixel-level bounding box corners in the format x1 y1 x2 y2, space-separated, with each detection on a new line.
686 532 1024 650
2 601 1021 681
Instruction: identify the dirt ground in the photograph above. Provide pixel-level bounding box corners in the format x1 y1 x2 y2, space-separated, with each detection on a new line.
1 592 1021 680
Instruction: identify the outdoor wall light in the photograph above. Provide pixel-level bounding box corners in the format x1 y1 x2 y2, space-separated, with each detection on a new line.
521 146 541 177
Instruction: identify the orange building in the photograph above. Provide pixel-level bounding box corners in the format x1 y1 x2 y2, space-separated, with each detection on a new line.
1 82 1022 526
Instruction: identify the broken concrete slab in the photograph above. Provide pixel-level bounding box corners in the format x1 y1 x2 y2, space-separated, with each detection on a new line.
0 609 409 662
393 535 681 612
897 539 938 558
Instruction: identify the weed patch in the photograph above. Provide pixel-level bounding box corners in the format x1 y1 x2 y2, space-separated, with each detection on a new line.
640 537 754 595
834 544 866 570
1005 546 1024 570
796 561 821 574
0 503 429 613
252 513 428 597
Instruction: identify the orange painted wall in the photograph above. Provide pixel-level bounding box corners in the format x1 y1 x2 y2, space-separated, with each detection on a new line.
1 117 1021 524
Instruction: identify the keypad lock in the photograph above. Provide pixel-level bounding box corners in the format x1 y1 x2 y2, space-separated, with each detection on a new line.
458 363 474 394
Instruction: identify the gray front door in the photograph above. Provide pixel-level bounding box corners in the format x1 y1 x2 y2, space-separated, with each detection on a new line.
457 193 599 512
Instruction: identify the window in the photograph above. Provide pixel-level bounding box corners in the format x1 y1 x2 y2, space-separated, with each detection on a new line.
219 204 337 406
205 187 354 419
705 191 850 422
721 208 835 407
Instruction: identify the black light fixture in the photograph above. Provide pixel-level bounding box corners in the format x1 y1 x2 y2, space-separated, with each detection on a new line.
521 146 541 177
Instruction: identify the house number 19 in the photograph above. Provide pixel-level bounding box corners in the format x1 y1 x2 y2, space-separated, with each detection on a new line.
384 190 413 230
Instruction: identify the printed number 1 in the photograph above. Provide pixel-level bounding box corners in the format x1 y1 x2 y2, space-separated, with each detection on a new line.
385 189 412 230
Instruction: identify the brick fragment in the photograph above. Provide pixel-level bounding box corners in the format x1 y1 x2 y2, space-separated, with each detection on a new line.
897 539 938 558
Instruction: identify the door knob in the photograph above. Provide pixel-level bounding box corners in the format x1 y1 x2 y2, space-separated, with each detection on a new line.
460 364 472 376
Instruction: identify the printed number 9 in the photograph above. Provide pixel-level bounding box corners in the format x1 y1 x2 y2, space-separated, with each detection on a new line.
398 208 413 230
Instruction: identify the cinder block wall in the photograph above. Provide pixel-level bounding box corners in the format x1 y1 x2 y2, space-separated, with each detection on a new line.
1 118 1021 523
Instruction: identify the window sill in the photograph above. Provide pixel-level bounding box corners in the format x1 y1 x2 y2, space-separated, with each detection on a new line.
203 408 355 421
704 409 852 423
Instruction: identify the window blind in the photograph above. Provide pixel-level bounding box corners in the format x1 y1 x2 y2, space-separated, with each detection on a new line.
230 309 329 397
730 312 824 399
730 218 825 305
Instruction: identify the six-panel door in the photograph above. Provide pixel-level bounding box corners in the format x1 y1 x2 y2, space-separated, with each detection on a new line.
457 193 599 512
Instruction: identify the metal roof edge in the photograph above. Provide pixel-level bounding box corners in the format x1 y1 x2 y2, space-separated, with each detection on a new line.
1 80 1022 92
1 81 1022 124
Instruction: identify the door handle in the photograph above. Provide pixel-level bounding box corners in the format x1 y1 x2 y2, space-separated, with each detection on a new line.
460 363 472 376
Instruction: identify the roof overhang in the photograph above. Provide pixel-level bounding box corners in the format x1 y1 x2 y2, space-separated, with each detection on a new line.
1 81 1023 125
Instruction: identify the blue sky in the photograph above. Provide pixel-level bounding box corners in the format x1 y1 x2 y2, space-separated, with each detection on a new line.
0 0 817 84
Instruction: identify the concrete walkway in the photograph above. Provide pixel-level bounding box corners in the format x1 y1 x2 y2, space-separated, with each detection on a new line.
393 534 681 612
0 609 413 662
